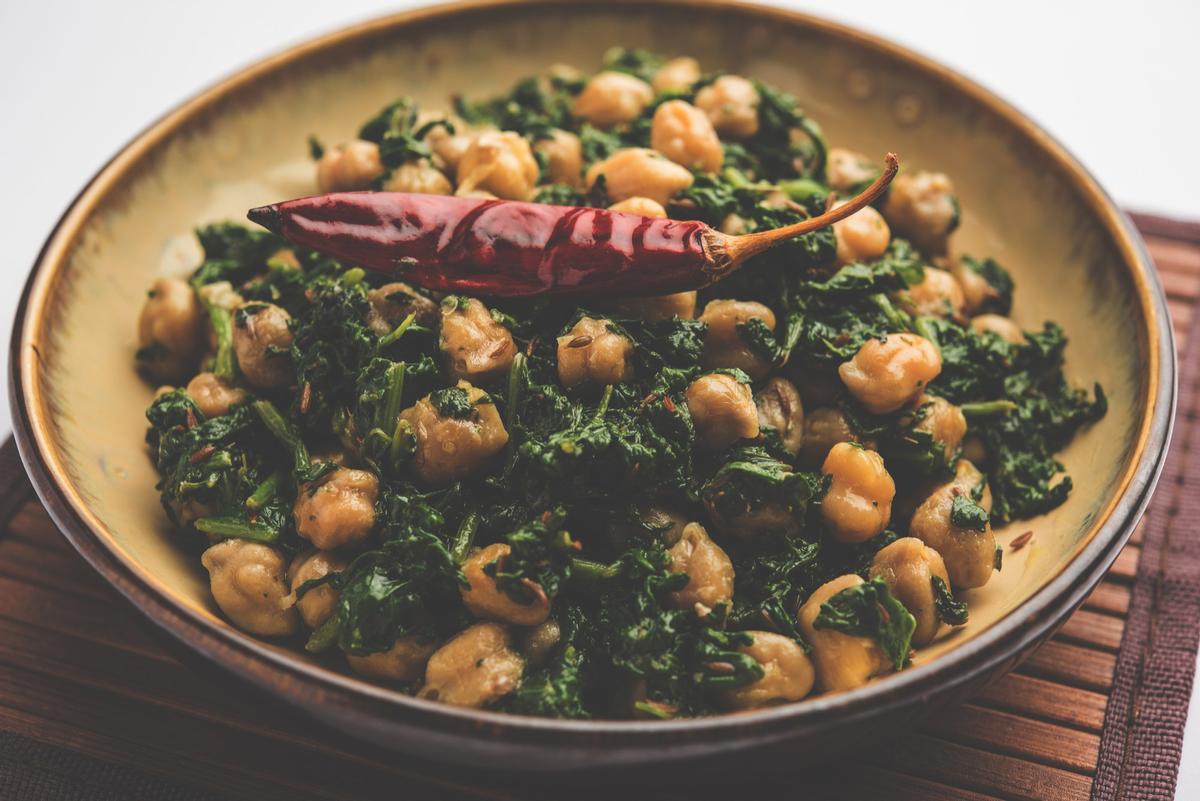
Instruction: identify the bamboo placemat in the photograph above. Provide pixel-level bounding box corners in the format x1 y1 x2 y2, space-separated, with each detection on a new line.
0 214 1196 801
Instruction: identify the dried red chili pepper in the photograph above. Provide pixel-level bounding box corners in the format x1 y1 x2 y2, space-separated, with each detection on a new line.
248 153 897 298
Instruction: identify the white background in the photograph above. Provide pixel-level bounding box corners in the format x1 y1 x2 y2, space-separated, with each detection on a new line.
2 0 1198 793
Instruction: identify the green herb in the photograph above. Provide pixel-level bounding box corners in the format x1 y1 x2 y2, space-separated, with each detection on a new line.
430 387 478 419
931 576 968 626
950 494 989 532
814 577 917 670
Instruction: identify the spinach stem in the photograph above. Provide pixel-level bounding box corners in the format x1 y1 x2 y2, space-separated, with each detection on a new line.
870 293 913 333
304 615 341 653
379 312 417 347
912 315 942 356
193 515 280 543
206 305 237 382
961 400 1019 419
571 557 620 582
504 352 526 429
450 511 480 563
594 384 614 421
245 471 282 511
252 400 310 473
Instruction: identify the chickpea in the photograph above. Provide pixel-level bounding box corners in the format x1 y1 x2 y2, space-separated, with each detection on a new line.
698 299 778 380
586 148 694 207
456 131 539 200
897 268 966 320
652 56 701 93
650 100 723 174
695 75 760 139
534 129 584 187
607 196 667 218
399 381 510 486
198 280 244 311
556 317 633 388
608 291 698 322
520 618 562 668
755 377 804 455
365 282 439 338
711 502 802 541
799 574 890 693
429 129 475 173
137 277 203 381
640 507 690 547
185 372 247 418
882 171 959 256
959 458 993 513
316 140 384 192
666 523 734 614
200 539 300 637
381 159 453 195
869 538 952 646
839 333 942 415
685 373 759 450
719 213 749 236
439 298 515 383
418 622 524 708
293 467 379 551
572 70 654 128
911 394 967 464
962 435 988 466
287 549 347 630
949 258 998 314
460 542 551 626
798 407 861 468
971 314 1025 344
820 443 896 544
347 636 438 682
232 304 294 390
909 460 997 590
833 203 891 266
724 631 815 710
826 148 877 193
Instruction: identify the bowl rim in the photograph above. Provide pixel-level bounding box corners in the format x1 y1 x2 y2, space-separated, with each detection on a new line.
8 0 1177 753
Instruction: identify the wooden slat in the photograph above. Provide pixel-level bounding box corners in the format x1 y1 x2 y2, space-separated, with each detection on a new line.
1018 641 1117 692
1055 608 1125 652
817 766 1005 801
1083 580 1131 616
974 673 1109 732
924 703 1099 774
1106 544 1140 583
873 734 1093 801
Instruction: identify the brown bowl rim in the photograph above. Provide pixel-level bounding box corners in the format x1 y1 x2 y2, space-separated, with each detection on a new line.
7 0 1177 762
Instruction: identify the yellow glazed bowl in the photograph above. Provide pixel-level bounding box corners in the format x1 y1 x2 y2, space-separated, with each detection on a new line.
9 0 1174 770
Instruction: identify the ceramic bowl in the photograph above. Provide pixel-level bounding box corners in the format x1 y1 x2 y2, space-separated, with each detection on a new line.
9 0 1174 771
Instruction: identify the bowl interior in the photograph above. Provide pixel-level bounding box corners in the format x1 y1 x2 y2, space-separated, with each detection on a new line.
20 1 1155 704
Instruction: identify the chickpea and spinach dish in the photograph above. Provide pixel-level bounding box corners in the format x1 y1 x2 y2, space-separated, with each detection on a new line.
136 49 1105 719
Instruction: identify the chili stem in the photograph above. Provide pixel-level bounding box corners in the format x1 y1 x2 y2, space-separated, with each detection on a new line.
719 153 899 265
